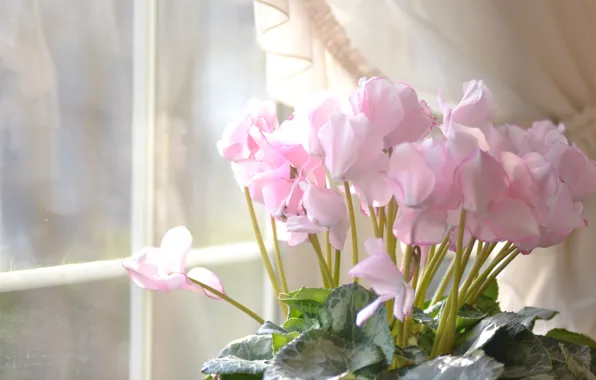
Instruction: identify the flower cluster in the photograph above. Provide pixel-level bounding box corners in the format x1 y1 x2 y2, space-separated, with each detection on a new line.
122 77 596 376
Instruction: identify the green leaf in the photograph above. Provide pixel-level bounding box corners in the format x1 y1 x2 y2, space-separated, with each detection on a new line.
455 304 486 332
220 374 263 380
257 321 288 335
264 330 385 380
423 299 446 318
411 307 438 331
483 278 499 300
386 350 504 379
219 335 273 361
417 330 436 357
539 336 596 379
545 328 596 349
402 346 428 365
475 279 501 315
202 356 270 376
272 332 299 354
281 318 309 333
324 283 395 365
516 307 558 330
483 329 552 378
454 312 534 355
279 287 333 330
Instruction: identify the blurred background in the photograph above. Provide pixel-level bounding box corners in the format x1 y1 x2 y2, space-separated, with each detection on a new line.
2 0 596 379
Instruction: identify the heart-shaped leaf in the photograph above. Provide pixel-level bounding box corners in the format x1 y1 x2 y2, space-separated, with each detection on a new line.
379 350 504 379
257 321 289 335
218 334 273 360
264 330 385 380
516 307 557 330
324 283 395 365
202 356 270 376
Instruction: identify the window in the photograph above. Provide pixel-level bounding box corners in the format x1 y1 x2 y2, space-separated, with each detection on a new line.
0 1 271 379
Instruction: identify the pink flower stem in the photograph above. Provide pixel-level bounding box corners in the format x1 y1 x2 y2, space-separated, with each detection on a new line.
188 277 265 324
343 182 360 282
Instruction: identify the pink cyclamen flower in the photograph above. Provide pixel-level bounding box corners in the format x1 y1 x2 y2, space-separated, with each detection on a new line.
122 226 224 299
217 99 279 162
348 238 415 325
285 183 349 250
449 80 496 128
349 77 434 148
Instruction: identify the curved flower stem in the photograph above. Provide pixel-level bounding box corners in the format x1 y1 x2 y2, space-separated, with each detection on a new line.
244 187 285 314
431 258 455 305
309 234 333 288
385 199 398 264
368 206 381 238
325 230 333 273
464 244 515 304
433 211 466 357
446 212 468 350
378 207 387 238
468 248 520 304
270 216 289 294
459 241 502 304
333 249 341 286
415 237 449 308
343 182 359 282
399 244 414 346
188 277 265 324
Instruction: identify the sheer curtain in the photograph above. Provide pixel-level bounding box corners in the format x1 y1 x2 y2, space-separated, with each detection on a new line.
254 0 596 338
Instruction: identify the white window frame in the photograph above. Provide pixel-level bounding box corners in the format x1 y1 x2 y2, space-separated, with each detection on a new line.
0 1 274 379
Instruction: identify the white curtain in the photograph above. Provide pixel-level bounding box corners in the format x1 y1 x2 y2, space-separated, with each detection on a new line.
254 0 596 338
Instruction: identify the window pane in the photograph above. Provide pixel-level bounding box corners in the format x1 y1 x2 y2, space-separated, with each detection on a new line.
154 0 266 247
152 259 265 378
0 279 130 380
0 1 133 269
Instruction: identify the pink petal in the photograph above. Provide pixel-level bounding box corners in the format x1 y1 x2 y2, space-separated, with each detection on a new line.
457 150 507 215
285 215 327 234
485 197 540 242
349 239 402 295
302 184 347 227
393 284 415 322
186 267 226 299
383 84 434 147
329 217 349 251
393 207 448 245
355 294 393 326
451 80 496 127
158 227 193 273
389 143 436 207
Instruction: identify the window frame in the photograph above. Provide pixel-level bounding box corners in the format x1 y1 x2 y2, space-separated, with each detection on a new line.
0 1 273 379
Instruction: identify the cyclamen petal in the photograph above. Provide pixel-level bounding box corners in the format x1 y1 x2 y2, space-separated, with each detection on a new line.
355 295 393 326
186 267 225 299
450 80 496 127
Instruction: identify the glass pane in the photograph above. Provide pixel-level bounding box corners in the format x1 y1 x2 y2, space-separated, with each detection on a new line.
154 0 266 247
0 279 130 380
152 259 265 378
0 1 133 269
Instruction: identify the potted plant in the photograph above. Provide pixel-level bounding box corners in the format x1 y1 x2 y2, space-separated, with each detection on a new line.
124 78 596 379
